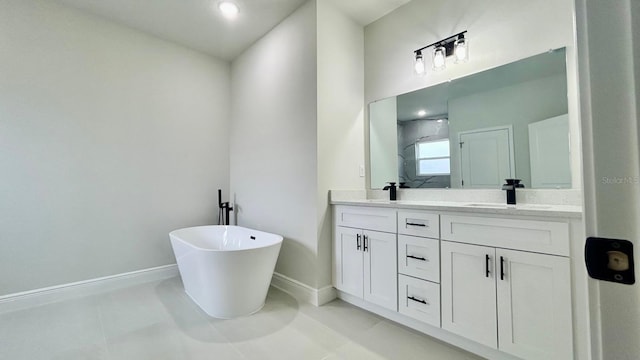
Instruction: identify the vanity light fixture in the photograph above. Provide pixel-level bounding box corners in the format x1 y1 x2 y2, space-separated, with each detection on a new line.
413 31 468 75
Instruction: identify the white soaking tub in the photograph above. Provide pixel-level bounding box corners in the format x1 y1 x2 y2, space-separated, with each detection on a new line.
169 225 283 319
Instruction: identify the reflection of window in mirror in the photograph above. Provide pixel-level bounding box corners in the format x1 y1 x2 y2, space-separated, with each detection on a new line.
416 139 451 176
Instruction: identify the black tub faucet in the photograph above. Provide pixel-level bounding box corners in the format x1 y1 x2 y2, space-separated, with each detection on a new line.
502 179 524 205
217 189 233 225
383 182 397 201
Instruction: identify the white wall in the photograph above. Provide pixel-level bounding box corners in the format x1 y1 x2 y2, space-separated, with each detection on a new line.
317 0 365 287
576 0 640 358
230 1 319 287
364 0 574 102
0 0 230 295
231 0 364 290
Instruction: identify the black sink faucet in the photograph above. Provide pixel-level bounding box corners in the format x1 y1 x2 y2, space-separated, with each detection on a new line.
383 182 397 201
502 179 524 205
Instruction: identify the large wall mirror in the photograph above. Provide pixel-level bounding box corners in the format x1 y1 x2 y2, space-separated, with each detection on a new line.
369 48 571 190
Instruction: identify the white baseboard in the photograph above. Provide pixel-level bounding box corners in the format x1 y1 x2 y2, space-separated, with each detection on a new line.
0 264 178 314
270 272 337 306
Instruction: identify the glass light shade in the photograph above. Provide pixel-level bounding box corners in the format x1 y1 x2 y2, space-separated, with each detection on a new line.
414 51 425 76
432 46 446 71
454 37 469 63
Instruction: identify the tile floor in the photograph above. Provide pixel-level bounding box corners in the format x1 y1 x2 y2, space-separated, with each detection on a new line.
0 277 485 360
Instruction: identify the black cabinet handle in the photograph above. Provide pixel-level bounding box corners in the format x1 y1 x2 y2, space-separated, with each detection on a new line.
500 256 505 280
363 235 368 252
356 234 361 250
485 254 490 278
408 296 429 305
406 222 428 227
406 255 428 261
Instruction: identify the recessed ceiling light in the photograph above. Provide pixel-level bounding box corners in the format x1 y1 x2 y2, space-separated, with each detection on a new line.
417 110 427 117
218 1 239 19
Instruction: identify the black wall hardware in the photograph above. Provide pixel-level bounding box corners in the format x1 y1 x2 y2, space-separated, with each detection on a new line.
585 237 635 285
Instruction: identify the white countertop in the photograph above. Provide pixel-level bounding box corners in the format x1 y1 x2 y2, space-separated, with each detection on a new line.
330 199 582 218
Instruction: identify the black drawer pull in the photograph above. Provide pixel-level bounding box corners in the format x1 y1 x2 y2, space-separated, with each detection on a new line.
363 235 368 252
406 222 427 227
500 256 505 280
356 234 361 250
408 296 429 305
406 255 428 261
485 254 491 278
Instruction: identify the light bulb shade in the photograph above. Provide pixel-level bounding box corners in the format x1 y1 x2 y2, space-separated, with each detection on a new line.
432 45 446 71
454 37 469 63
414 51 425 76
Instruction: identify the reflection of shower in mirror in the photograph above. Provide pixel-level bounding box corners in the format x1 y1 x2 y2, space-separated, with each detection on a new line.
397 117 451 188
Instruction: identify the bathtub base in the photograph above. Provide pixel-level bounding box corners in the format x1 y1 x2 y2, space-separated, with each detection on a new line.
186 289 266 319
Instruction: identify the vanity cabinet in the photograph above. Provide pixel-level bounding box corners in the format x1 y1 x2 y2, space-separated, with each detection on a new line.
440 215 573 360
332 203 579 360
333 206 397 311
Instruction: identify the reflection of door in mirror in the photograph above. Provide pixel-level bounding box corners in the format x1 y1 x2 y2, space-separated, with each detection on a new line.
459 126 515 188
529 114 571 188
369 97 398 189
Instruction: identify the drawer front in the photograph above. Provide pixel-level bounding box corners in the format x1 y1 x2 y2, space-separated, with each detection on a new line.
398 211 439 238
398 235 439 282
398 275 440 327
441 215 570 256
334 205 396 233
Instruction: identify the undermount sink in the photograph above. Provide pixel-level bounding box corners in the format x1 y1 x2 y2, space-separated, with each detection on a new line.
465 203 552 210
466 203 509 208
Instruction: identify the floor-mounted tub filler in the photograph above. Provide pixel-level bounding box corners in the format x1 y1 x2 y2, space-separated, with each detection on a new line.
169 225 283 319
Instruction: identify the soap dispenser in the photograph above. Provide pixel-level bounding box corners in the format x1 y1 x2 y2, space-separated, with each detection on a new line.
383 182 397 201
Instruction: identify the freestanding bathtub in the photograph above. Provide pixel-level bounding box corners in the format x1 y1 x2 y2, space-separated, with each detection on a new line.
169 225 283 319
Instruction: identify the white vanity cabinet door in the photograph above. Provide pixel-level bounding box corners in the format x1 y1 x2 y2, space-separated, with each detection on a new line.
441 241 498 349
496 249 573 360
363 230 398 311
333 226 364 298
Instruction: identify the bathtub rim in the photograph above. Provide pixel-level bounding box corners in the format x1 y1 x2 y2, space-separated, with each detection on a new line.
169 225 283 253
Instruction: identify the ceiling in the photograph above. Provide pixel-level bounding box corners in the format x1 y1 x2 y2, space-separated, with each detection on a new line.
55 0 410 61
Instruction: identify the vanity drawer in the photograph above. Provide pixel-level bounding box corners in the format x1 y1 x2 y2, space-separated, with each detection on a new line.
398 275 440 327
441 215 570 256
397 211 439 238
334 205 396 233
398 235 439 282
